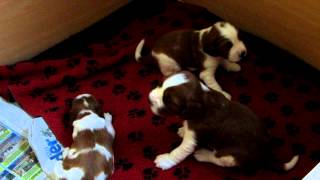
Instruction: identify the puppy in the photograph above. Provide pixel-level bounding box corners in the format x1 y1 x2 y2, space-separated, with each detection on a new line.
148 71 299 172
51 94 115 180
135 21 247 99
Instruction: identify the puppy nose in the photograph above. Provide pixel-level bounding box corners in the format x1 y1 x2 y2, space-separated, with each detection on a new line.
239 51 247 59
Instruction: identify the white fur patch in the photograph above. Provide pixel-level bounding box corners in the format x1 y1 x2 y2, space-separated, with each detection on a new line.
214 21 247 62
66 144 112 161
72 112 107 138
95 172 107 180
214 22 238 44
151 52 181 76
200 82 210 92
76 94 92 99
149 73 189 115
154 121 197 170
162 73 189 90
194 149 237 167
54 161 85 180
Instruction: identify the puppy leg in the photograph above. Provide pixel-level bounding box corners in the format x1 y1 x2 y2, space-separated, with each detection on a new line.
151 52 181 76
200 69 231 99
104 113 115 138
220 61 241 72
194 149 238 167
154 121 196 170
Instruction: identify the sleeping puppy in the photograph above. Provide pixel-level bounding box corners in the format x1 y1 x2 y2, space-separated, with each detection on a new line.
51 94 115 180
135 21 247 99
148 71 299 173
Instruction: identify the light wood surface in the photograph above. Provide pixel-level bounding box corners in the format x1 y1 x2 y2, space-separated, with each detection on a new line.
0 0 128 65
184 0 320 70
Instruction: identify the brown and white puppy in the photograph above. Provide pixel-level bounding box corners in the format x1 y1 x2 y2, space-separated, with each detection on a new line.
136 21 247 99
149 71 299 172
51 94 115 180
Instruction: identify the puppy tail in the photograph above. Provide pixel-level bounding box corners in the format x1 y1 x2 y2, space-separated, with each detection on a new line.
269 155 299 172
283 155 299 171
135 39 157 66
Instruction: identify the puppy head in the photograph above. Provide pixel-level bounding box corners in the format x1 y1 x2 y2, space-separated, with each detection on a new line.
149 71 206 119
202 21 247 62
69 94 103 122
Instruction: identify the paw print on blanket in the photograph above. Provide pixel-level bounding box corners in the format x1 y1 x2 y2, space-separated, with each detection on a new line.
43 93 58 103
86 59 99 74
29 88 44 98
43 65 58 79
127 90 142 101
151 115 165 126
115 158 134 171
128 108 145 118
62 75 80 93
128 131 144 142
143 167 158 180
143 145 158 160
112 84 126 95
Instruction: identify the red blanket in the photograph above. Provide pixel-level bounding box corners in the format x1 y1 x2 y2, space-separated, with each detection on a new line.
0 1 319 179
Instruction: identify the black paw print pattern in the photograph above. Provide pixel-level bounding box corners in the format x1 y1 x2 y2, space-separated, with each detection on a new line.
151 115 165 126
112 84 126 95
280 105 294 117
62 75 80 92
128 131 144 142
29 88 44 98
143 167 158 180
86 59 99 74
44 106 59 113
127 90 142 101
115 158 134 171
143 145 157 160
43 93 58 103
173 166 191 179
128 108 146 118
43 65 58 79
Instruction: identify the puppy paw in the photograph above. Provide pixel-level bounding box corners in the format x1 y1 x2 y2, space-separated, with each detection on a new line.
154 153 176 170
226 63 241 72
104 113 112 122
194 149 212 162
177 127 185 138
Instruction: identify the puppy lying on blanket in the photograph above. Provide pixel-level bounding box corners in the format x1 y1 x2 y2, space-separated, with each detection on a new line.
50 94 115 180
135 21 247 99
148 71 299 172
